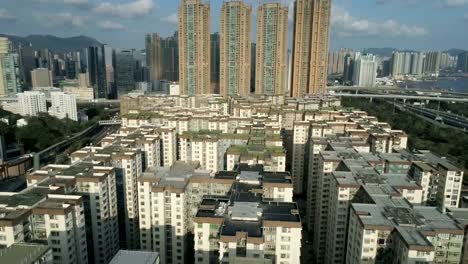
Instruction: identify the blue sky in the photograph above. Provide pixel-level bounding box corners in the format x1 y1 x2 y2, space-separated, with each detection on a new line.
0 0 467 51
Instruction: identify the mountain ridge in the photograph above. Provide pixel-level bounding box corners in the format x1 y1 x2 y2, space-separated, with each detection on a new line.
0 34 102 52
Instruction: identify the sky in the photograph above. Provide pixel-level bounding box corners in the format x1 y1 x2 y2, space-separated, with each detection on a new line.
0 0 467 51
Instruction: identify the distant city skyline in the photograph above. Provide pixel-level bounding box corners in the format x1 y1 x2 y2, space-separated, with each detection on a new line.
0 0 467 50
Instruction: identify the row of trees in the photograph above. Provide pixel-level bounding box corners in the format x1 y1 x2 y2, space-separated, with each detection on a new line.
426 101 468 117
342 98 468 170
0 107 112 153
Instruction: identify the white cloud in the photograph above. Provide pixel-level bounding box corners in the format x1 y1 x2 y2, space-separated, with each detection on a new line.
376 0 420 5
0 8 15 21
331 5 428 38
436 0 468 7
36 12 85 28
161 13 177 25
32 0 91 8
93 0 155 19
98 20 126 30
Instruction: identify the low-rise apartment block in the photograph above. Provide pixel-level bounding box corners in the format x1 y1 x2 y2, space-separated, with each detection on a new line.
26 162 120 264
193 165 299 264
347 199 464 264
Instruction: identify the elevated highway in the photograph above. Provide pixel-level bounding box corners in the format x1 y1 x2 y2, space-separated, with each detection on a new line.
333 93 468 102
395 103 468 132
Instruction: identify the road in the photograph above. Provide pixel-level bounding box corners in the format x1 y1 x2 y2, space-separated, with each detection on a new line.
334 93 468 102
328 86 468 97
395 103 468 132
388 100 468 132
33 123 120 169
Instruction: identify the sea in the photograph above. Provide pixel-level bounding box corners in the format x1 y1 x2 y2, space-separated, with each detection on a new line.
398 77 468 93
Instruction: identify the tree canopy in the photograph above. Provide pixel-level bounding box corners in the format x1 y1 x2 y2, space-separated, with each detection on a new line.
342 98 468 170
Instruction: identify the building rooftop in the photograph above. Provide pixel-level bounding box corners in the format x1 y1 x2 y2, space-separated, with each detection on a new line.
0 243 50 264
0 187 51 207
418 151 461 171
447 208 468 227
195 165 301 240
141 161 210 190
395 226 433 248
0 208 31 226
352 201 463 236
109 250 159 264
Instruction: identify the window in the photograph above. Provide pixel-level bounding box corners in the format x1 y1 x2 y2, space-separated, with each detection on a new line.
280 245 290 250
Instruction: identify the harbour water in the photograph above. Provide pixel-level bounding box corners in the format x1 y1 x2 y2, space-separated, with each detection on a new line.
399 78 468 93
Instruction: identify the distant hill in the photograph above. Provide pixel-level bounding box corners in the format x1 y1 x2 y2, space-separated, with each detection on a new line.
361 47 468 57
445 48 467 57
0 34 102 52
362 47 399 57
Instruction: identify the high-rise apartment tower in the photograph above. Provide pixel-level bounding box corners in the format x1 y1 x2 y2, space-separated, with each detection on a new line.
178 0 211 95
220 1 252 97
255 3 288 96
291 0 332 96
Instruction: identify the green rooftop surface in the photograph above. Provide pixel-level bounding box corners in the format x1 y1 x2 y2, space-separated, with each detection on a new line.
122 112 162 119
0 243 50 264
0 187 49 207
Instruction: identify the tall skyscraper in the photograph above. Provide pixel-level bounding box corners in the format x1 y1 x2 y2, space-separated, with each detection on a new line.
328 48 352 75
36 49 54 74
87 46 108 98
161 32 179 82
410 52 424 76
402 52 412 74
255 3 288 96
78 72 90 87
291 0 332 96
0 53 21 96
391 52 404 78
115 49 135 97
343 54 355 83
104 45 115 98
423 51 441 76
220 0 252 97
328 52 337 74
251 42 256 92
352 54 377 87
146 33 163 82
19 45 36 88
178 0 211 95
65 57 78 79
133 49 149 83
0 38 21 96
457 52 468 72
439 52 457 69
0 37 9 54
210 33 220 94
31 68 53 88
